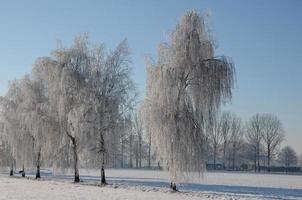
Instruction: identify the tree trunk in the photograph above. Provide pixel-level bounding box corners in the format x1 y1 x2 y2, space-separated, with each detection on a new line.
228 153 232 169
213 144 217 170
139 134 142 168
10 169 13 176
22 164 25 177
232 144 235 170
254 150 257 172
101 165 106 185
9 163 13 176
129 134 133 168
121 137 124 168
36 149 41 179
148 135 151 168
135 152 138 168
66 131 80 183
72 139 80 183
257 145 260 172
36 165 41 179
170 182 177 191
100 152 107 185
223 141 227 169
99 133 107 185
267 145 271 172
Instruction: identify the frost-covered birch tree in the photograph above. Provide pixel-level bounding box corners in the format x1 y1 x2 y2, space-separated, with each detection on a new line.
0 98 15 175
33 38 92 182
85 38 136 184
0 34 136 182
144 11 235 190
16 74 55 179
0 78 38 177
30 35 135 183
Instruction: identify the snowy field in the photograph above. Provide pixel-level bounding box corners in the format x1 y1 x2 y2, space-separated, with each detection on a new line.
0 169 302 200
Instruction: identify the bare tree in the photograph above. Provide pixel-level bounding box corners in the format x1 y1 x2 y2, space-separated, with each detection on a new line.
209 115 223 169
228 114 243 170
261 114 284 172
218 111 232 169
278 146 297 171
246 114 263 172
133 110 144 168
141 107 152 168
144 11 235 190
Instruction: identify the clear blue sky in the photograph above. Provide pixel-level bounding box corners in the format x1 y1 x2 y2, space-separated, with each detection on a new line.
0 0 301 154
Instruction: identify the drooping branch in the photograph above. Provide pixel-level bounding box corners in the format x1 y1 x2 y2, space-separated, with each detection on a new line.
144 11 235 184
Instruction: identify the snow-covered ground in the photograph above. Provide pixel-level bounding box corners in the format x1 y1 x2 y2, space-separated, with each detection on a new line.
0 169 301 200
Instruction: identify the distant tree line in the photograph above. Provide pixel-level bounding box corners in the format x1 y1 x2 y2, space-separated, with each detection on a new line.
206 111 301 173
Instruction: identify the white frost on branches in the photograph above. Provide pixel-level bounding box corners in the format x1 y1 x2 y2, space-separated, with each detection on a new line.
0 35 136 181
144 11 235 182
